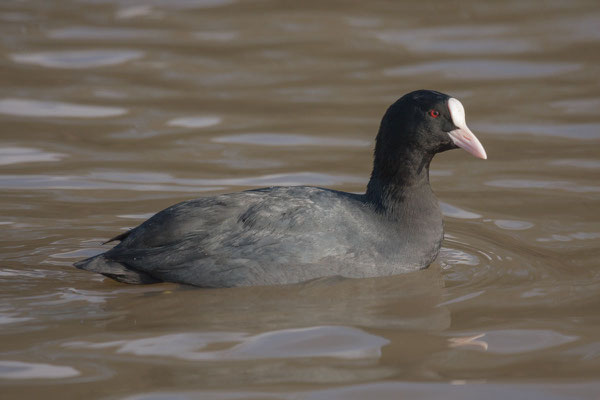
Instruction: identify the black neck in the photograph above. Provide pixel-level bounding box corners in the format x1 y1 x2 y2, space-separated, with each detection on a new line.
365 145 434 213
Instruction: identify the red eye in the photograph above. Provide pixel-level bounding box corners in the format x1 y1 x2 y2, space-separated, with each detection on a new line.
428 110 440 118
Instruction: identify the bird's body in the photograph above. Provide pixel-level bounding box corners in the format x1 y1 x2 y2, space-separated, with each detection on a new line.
79 185 443 287
75 90 486 287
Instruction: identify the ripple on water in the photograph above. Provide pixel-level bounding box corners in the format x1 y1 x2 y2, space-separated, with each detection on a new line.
10 50 144 69
478 122 600 140
550 159 600 169
550 98 600 115
28 288 109 306
0 313 32 325
193 31 238 41
120 382 600 400
64 326 389 360
117 213 156 220
450 329 578 354
84 171 362 187
0 98 127 118
167 116 222 128
440 229 551 289
116 5 156 19
375 26 535 54
48 26 164 40
384 60 580 80
105 0 235 12
486 179 600 193
493 219 534 230
0 268 48 278
552 14 600 42
536 232 600 242
213 133 370 147
344 16 382 28
0 361 79 379
0 12 34 22
0 172 364 191
50 248 105 260
438 247 480 269
204 172 365 187
0 174 211 192
440 202 482 219
0 147 65 166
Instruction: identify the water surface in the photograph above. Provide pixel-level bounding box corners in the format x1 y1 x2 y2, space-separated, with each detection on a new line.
1 0 599 399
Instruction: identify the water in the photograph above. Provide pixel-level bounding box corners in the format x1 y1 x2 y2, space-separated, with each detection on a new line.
1 0 599 398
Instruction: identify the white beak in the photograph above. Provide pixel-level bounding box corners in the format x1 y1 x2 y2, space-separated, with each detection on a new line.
447 98 487 160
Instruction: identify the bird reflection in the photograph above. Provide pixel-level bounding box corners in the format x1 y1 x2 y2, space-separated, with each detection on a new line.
448 333 488 351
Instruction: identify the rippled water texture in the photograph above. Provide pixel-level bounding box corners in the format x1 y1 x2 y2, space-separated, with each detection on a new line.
1 0 599 399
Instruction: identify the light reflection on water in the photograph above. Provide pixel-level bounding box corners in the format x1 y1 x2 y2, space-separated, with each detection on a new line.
384 60 580 80
0 171 365 191
212 133 370 147
167 116 222 128
10 50 144 69
64 325 389 360
0 147 66 166
0 98 127 118
0 361 80 379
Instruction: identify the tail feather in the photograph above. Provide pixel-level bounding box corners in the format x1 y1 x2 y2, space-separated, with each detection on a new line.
74 255 160 284
103 230 132 245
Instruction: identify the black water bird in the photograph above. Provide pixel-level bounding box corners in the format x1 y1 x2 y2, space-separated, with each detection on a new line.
75 90 487 287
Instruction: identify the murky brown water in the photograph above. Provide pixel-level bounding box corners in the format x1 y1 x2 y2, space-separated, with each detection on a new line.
1 0 600 398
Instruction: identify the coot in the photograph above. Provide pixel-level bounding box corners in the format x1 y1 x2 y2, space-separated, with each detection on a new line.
75 90 486 287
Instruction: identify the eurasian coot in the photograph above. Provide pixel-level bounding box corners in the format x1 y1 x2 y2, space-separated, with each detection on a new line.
75 90 486 287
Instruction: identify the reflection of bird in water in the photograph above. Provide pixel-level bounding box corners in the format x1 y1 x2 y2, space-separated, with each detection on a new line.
448 333 488 351
103 266 450 332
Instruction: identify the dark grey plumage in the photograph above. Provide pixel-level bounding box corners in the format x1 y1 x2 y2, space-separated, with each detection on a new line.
75 90 486 287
